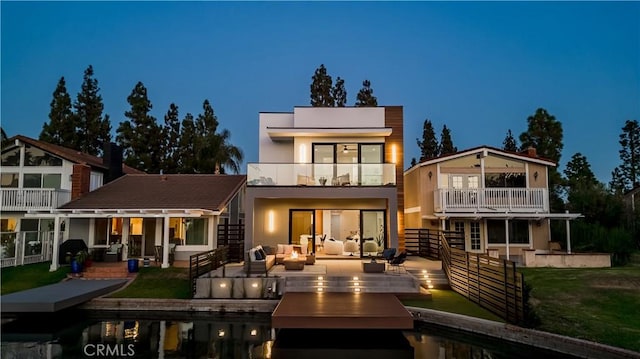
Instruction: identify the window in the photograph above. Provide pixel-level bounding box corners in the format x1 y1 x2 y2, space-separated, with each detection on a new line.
468 176 479 189
185 218 208 245
487 220 529 244
94 219 108 245
1 173 18 188
470 221 481 250
1 148 20 166
23 174 42 188
451 176 463 189
22 173 62 189
24 145 63 166
485 173 526 188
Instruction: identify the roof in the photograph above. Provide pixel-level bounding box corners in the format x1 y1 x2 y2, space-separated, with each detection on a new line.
6 135 143 174
59 174 246 212
405 145 557 175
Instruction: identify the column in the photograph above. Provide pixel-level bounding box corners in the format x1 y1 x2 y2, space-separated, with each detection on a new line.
162 216 170 268
122 218 130 260
565 211 572 254
49 216 61 272
504 218 510 261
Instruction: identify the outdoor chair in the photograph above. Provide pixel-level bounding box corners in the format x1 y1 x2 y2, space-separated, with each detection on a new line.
388 251 407 275
381 248 397 263
104 243 123 262
154 244 175 265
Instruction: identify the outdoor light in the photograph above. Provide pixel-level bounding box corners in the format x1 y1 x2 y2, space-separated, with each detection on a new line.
343 145 349 154
267 211 275 233
391 144 398 164
353 276 359 281
219 283 226 288
354 288 361 292
250 329 257 336
218 329 225 337
252 283 259 288
317 287 323 292
534 171 539 181
428 171 433 180
318 276 323 280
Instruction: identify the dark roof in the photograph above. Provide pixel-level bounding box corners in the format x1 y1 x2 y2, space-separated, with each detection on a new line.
60 174 246 212
412 145 556 167
6 135 143 174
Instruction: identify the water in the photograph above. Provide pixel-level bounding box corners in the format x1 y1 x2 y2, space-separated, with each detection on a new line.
1 310 579 358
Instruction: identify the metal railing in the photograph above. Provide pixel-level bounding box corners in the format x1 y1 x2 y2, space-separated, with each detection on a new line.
1 188 71 211
189 246 229 298
247 163 396 186
435 188 548 212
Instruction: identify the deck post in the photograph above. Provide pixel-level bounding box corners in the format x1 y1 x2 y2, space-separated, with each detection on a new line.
49 216 61 272
565 210 572 254
504 218 510 260
162 216 170 268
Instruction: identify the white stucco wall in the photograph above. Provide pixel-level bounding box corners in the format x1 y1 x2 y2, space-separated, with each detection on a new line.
293 107 385 128
259 113 294 162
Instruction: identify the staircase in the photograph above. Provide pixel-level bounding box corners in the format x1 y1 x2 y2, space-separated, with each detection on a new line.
82 264 132 279
406 268 449 289
283 274 420 293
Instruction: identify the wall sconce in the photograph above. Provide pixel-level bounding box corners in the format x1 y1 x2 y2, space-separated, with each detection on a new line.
267 210 275 233
428 171 433 180
342 145 349 154
391 144 397 164
534 171 539 181
298 144 307 163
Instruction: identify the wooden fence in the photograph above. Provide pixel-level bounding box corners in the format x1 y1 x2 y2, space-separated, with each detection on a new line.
440 234 524 324
189 246 228 298
216 223 244 263
405 228 465 259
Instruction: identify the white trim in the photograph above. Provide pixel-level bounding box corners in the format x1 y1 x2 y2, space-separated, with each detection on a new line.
434 212 582 220
267 127 392 140
26 208 220 217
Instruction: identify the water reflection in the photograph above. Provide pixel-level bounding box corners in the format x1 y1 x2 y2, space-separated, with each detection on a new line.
1 311 579 359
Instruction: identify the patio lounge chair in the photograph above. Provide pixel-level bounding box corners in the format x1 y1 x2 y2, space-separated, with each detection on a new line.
388 251 407 274
104 243 123 262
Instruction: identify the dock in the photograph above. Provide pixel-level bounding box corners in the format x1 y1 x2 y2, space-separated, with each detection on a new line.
272 292 414 329
1 279 128 313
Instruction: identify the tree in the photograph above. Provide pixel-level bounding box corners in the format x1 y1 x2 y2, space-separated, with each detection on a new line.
519 108 564 211
609 167 627 195
502 129 518 152
310 64 334 107
1 127 8 147
162 103 181 174
439 125 457 156
617 119 640 190
178 113 197 173
209 128 244 174
417 119 439 161
332 77 347 107
40 77 78 147
410 158 417 167
355 80 378 107
116 82 163 173
564 153 601 221
564 153 598 189
74 65 111 155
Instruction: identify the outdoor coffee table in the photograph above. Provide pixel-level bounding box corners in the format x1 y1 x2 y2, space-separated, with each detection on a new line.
283 257 305 270
362 260 385 273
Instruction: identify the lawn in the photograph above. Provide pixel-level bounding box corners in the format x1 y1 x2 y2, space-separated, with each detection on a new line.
1 262 69 295
400 289 504 322
520 265 640 352
108 266 190 299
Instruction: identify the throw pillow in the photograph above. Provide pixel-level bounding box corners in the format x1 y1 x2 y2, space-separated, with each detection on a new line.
277 244 284 254
284 245 293 255
248 249 257 262
254 250 264 261
258 248 267 259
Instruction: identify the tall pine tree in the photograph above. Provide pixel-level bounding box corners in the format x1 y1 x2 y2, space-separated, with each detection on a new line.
74 65 111 155
617 119 640 190
502 129 518 152
519 108 565 212
355 80 378 107
116 82 163 173
417 119 439 161
310 64 334 107
162 103 181 174
439 125 457 156
332 77 347 107
40 77 78 147
178 113 197 173
194 100 220 173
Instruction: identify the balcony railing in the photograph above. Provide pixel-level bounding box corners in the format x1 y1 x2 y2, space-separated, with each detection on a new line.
435 188 548 213
0 188 71 211
247 163 396 187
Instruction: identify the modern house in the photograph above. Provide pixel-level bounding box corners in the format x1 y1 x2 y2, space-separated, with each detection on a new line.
43 174 246 270
404 146 581 262
0 135 139 267
244 106 404 258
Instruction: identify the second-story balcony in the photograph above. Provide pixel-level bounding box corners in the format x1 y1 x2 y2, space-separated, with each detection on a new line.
247 163 396 187
1 188 71 211
435 188 548 213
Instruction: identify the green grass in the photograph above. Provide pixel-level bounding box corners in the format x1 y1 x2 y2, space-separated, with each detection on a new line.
1 262 69 295
108 266 190 299
401 289 504 322
520 265 640 352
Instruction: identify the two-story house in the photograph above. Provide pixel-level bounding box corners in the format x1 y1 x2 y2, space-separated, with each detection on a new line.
404 146 580 262
0 135 138 267
244 106 404 258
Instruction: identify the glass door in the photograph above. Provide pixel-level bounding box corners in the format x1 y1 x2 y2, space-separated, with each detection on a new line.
360 210 385 257
289 210 314 255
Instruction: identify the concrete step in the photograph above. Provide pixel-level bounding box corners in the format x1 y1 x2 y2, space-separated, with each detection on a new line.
283 275 420 293
82 265 131 279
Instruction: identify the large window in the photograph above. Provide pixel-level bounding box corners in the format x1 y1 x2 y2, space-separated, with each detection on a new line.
1 148 20 166
23 173 62 189
185 218 208 245
485 173 526 188
1 173 18 188
24 145 63 166
487 220 529 244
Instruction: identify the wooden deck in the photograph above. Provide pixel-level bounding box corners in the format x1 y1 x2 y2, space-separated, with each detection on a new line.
1 279 127 313
272 292 414 329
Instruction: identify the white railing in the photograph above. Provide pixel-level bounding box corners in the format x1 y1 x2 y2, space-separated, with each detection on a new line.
0 188 71 211
435 188 548 212
1 231 56 268
247 163 396 187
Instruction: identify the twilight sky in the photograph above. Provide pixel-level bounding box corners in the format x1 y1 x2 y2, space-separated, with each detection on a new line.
1 2 638 182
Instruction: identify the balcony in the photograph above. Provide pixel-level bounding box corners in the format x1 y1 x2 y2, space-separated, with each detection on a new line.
1 188 71 211
435 188 548 213
247 163 396 187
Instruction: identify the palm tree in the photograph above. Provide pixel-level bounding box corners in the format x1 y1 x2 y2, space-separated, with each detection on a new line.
211 129 243 174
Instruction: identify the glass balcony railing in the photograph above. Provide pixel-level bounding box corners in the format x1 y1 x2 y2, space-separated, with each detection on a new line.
247 163 396 187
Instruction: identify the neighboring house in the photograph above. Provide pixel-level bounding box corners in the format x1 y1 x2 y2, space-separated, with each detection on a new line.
0 135 139 267
624 185 640 213
244 106 404 258
404 146 581 262
44 174 246 269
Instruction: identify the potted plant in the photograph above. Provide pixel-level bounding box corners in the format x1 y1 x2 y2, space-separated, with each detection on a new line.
319 177 327 186
71 250 88 274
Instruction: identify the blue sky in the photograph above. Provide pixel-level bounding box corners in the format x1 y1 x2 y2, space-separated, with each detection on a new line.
2 2 638 182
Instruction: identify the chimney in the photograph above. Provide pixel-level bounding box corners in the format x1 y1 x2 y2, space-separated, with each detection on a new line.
525 147 537 158
71 164 91 200
103 142 124 183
